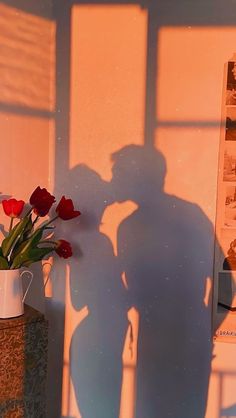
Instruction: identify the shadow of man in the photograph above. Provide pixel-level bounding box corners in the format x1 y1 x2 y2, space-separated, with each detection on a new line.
111 144 216 418
67 165 129 418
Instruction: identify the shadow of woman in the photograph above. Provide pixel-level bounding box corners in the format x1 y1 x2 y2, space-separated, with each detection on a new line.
111 144 219 418
67 165 129 418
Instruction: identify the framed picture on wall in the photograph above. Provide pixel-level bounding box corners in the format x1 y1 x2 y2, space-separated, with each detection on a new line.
226 107 236 141
223 142 236 181
224 184 236 226
226 61 236 105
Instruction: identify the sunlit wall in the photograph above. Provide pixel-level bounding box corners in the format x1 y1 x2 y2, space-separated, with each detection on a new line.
154 26 236 418
0 2 55 314
3 1 236 418
61 5 147 418
55 4 236 418
0 2 54 200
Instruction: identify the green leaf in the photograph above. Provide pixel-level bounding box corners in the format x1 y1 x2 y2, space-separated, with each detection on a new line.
11 246 54 269
27 228 44 248
11 227 45 264
29 247 54 260
10 219 55 269
10 218 34 260
20 215 33 243
2 217 29 258
10 239 30 263
0 256 9 270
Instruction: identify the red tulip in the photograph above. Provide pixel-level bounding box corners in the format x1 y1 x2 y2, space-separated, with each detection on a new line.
2 199 25 218
30 186 55 217
56 196 81 220
55 239 72 258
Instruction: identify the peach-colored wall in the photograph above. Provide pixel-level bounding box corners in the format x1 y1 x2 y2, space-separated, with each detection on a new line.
0 3 55 309
154 26 236 418
3 2 236 418
0 3 54 200
53 4 236 418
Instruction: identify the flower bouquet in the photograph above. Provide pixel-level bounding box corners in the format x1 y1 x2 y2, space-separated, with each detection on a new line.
0 186 81 270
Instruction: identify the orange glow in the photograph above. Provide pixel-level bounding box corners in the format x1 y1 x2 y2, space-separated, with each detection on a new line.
100 202 139 418
42 258 54 298
66 6 147 417
120 307 139 418
206 344 236 418
156 126 219 219
156 26 236 418
62 265 88 418
3 3 236 413
156 27 236 219
100 201 138 256
0 3 55 410
69 5 147 180
0 3 55 234
0 3 55 111
0 112 53 199
204 276 212 307
157 27 236 123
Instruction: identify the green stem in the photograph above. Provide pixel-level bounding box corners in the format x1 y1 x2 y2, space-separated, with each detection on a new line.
27 215 58 239
25 207 33 217
40 240 57 246
32 215 39 228
9 217 14 232
45 216 59 227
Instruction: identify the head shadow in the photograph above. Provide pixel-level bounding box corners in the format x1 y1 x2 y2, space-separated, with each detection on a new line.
111 143 218 418
66 163 129 418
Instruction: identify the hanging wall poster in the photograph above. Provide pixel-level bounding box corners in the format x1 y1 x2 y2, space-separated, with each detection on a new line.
214 57 236 343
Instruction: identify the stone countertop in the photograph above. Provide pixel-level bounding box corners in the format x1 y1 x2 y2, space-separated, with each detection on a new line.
0 304 45 330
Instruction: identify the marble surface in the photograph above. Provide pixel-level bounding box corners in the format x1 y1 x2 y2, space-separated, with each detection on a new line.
0 304 48 417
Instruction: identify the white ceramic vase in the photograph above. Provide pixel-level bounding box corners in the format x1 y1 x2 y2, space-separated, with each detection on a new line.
0 269 33 318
